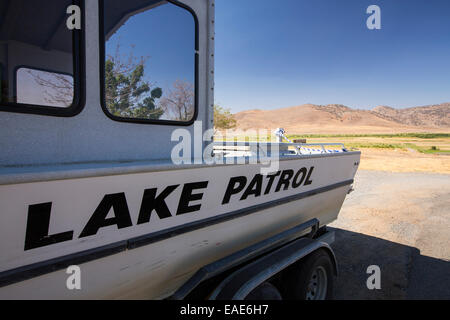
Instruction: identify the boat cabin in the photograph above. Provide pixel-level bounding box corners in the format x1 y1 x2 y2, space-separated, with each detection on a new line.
0 0 214 170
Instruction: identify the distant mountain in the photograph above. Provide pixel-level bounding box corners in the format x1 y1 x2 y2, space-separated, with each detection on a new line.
372 103 450 128
233 103 450 134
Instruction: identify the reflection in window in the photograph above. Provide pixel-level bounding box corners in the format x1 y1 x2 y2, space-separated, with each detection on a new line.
17 68 74 108
103 0 196 123
0 0 77 110
160 80 195 121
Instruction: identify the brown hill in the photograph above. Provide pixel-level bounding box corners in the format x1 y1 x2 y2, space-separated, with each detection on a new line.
233 103 450 134
373 103 450 128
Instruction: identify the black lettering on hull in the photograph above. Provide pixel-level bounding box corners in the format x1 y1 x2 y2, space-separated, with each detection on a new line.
24 203 74 251
222 176 247 205
79 193 132 238
177 182 208 215
21 167 316 250
137 185 179 224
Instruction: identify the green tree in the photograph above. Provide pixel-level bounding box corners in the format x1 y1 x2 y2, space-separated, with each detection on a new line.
105 50 164 120
214 105 237 130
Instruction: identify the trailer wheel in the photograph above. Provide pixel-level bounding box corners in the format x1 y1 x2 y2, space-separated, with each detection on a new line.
284 249 334 300
245 282 282 300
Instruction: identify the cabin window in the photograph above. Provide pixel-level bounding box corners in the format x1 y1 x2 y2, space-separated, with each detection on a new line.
101 0 197 125
0 0 82 115
16 68 74 108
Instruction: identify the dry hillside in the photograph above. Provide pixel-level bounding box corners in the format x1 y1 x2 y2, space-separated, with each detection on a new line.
233 103 450 134
373 103 450 128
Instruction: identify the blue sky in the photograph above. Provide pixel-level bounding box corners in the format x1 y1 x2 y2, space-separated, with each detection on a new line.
215 0 450 113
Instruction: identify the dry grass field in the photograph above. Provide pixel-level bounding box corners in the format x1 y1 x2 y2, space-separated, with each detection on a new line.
358 149 450 174
301 135 450 174
216 133 450 174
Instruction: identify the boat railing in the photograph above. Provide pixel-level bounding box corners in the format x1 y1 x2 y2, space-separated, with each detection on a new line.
213 141 348 156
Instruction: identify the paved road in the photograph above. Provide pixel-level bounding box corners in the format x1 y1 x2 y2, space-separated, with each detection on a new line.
329 170 450 300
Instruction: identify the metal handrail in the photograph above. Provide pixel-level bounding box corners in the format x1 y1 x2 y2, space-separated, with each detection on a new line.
213 141 347 156
213 141 345 148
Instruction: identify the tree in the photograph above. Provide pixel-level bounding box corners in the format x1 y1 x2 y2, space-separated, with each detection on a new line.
104 46 164 119
27 44 164 119
214 105 237 130
25 70 74 107
160 80 195 121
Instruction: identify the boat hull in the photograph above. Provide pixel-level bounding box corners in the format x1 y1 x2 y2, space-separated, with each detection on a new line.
0 152 360 299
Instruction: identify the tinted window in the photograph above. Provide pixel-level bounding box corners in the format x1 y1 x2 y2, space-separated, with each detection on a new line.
0 0 81 112
102 0 197 123
16 68 74 108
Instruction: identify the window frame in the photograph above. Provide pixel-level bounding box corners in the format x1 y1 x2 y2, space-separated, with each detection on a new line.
99 0 199 126
0 0 85 117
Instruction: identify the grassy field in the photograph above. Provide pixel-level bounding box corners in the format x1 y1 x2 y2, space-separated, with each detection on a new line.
287 133 450 139
215 132 450 173
289 133 450 173
286 133 450 155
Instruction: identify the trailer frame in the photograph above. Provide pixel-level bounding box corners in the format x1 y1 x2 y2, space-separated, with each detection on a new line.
170 218 337 300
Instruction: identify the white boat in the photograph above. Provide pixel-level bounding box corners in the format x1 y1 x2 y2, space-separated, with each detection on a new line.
0 0 360 299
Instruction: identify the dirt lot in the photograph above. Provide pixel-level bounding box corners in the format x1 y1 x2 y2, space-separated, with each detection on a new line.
329 170 450 299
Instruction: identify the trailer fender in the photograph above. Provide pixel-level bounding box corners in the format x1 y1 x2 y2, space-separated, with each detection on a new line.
209 236 337 300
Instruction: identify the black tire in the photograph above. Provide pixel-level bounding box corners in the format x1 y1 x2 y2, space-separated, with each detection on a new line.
283 249 334 300
245 282 282 300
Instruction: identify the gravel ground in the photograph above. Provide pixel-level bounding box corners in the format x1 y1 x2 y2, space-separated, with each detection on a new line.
329 170 450 300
